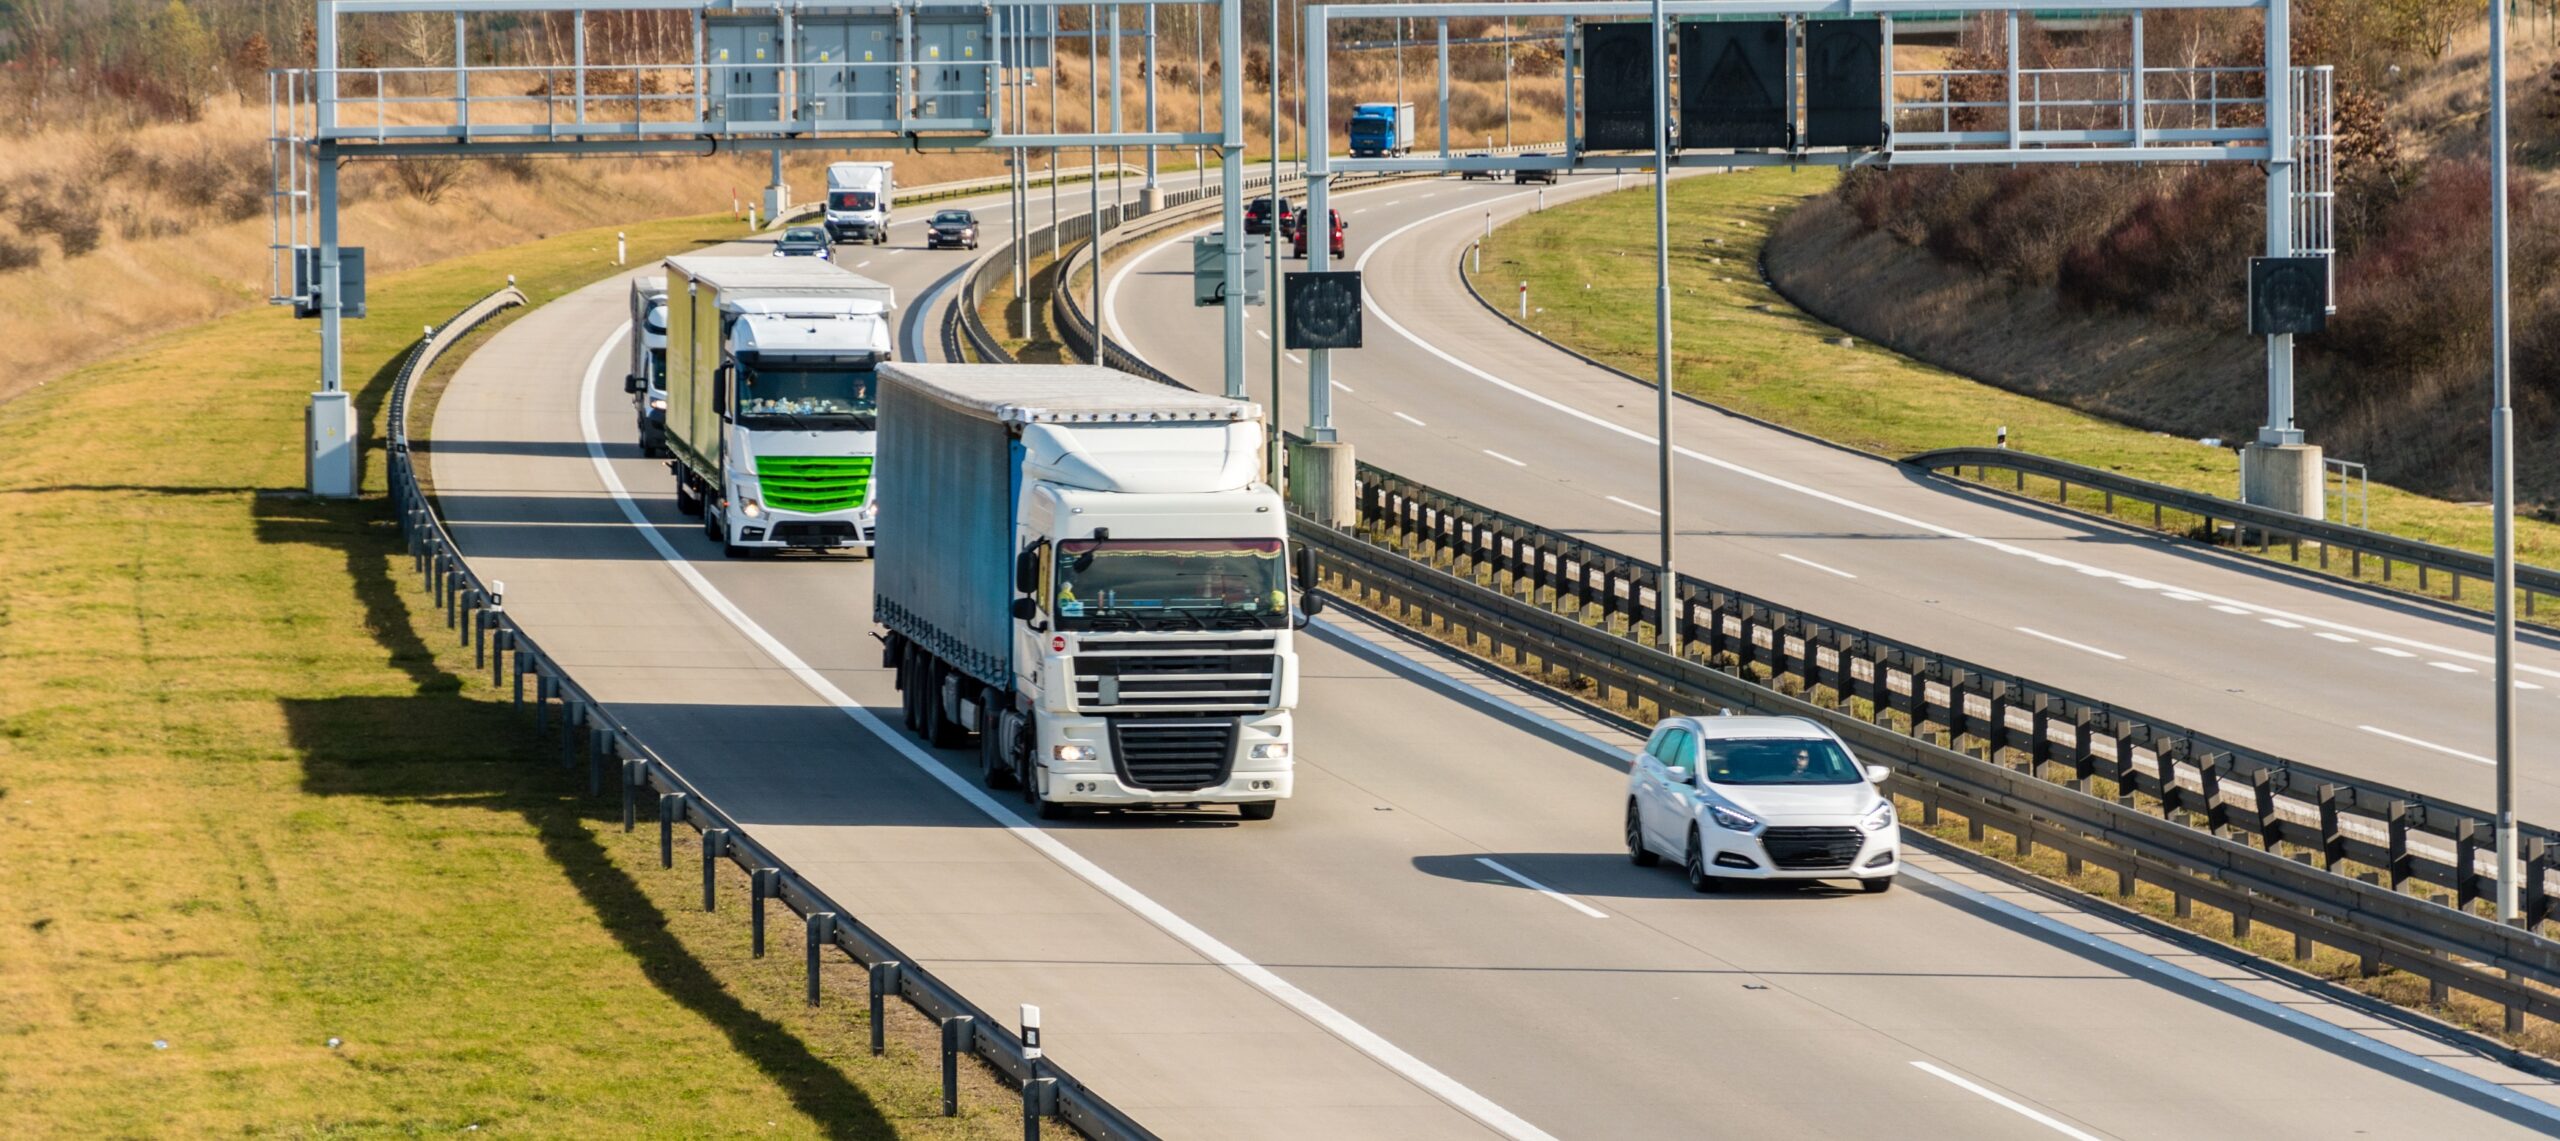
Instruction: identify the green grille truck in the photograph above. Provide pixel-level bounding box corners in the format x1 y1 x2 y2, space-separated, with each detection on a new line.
662 255 897 557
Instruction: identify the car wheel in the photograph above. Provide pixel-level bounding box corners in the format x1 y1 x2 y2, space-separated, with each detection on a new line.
1685 826 1724 894
1626 800 1659 867
1861 875 1895 895
1239 801 1278 821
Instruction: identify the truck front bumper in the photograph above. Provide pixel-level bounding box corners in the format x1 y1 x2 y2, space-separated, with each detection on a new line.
1036 712 1293 807
729 504 876 551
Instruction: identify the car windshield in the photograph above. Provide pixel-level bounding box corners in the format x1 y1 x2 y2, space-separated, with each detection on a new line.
935 212 972 225
735 359 878 427
1700 737 1863 785
1054 538 1288 631
785 228 825 243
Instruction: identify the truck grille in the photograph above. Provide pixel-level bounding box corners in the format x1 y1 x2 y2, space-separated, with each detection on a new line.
1760 827 1865 871
1074 641 1276 712
755 455 871 513
1109 718 1237 791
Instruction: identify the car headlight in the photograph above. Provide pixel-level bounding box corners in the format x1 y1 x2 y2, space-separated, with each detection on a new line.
1863 801 1896 833
739 497 763 519
649 397 667 410
1052 744 1097 763
1249 742 1289 761
1706 803 1760 832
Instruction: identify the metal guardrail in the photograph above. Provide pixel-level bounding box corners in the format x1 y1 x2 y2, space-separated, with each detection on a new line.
1295 494 2560 1032
387 286 1154 1140
1909 446 2560 618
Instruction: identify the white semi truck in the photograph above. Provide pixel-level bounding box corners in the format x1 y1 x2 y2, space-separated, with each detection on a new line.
622 274 670 456
873 363 1316 820
662 256 897 557
824 161 894 244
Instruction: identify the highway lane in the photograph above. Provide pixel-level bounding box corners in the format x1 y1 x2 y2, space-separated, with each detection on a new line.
1101 170 2560 830
422 176 2560 1138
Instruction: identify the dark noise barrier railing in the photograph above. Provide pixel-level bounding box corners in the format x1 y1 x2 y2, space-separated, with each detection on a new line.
1908 446 2560 619
390 286 1154 1140
1015 196 2560 1034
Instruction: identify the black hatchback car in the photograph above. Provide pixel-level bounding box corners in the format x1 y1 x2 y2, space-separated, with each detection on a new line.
1245 196 1296 237
927 209 980 250
772 226 833 259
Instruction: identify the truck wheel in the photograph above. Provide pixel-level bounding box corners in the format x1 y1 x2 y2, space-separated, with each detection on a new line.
674 474 702 516
899 647 925 732
923 662 967 748
980 716 1020 790
1238 801 1278 821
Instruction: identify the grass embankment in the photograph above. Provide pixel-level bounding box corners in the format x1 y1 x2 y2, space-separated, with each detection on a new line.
1468 169 2560 610
0 216 1012 1134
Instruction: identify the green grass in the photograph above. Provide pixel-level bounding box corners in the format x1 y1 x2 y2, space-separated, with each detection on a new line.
1468 169 2560 600
0 216 1015 1135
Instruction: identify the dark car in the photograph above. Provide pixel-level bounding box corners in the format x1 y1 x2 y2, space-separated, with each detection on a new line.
1245 195 1296 238
1513 155 1560 185
1459 151 1497 181
772 226 833 259
1292 208 1346 259
926 209 980 250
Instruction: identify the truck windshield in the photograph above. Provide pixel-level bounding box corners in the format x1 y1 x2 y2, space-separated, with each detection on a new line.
646 348 666 386
1055 538 1287 631
737 361 877 428
831 191 878 211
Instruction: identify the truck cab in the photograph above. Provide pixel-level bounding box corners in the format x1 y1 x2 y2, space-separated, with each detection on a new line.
1348 101 1416 158
703 301 891 555
825 162 894 244
622 275 671 455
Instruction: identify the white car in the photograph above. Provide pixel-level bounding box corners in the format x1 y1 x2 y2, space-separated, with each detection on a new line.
1626 713 1901 893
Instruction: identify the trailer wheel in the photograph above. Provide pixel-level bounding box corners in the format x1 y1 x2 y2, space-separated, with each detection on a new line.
923 661 967 748
674 472 702 516
900 647 926 732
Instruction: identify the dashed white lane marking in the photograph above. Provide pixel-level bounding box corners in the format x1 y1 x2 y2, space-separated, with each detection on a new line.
1909 1061 2105 1141
2359 725 2493 766
1394 411 1428 427
2315 632 2359 643
2162 593 2202 602
1484 449 1528 467
2430 661 2477 673
1780 553 1857 580
2013 627 2128 661
1473 858 1608 919
1288 353 1305 365
2521 680 2546 690
2262 618 2304 629
573 325 1559 1141
2373 646 2419 659
1331 380 1356 393
856 260 873 268
1606 495 1661 517
2211 604 2253 615
1257 328 1272 340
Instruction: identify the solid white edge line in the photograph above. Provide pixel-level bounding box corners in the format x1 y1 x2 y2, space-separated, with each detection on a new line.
1394 411 1428 427
1474 857 1609 919
1483 449 1528 467
1778 553 1856 580
1308 596 2560 1134
2357 725 2493 766
1908 1061 2105 1141
1605 495 1660 517
1333 194 2560 683
2011 627 2128 662
571 327 1556 1141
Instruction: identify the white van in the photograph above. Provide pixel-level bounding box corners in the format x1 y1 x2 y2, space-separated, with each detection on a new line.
824 161 894 244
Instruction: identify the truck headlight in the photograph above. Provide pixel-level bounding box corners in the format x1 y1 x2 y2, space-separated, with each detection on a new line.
1052 745 1097 763
739 497 764 519
1249 743 1289 761
1706 803 1761 832
1863 801 1896 833
649 397 667 411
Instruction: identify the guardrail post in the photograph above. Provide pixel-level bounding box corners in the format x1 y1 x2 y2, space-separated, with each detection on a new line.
751 868 779 957
1022 1076 1057 1139
622 759 643 832
2456 819 2481 910
459 588 478 647
560 696 578 768
2251 770 2283 850
805 913 836 1006
658 792 686 868
869 961 902 1055
531 666 549 730
2318 785 2347 869
701 827 729 912
2386 801 2414 889
942 1015 973 1115
2527 840 2555 929
2197 753 2228 836
589 728 607 797
510 644 525 705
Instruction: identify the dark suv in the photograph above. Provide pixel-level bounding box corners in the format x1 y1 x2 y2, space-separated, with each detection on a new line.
1514 155 1560 185
1245 195 1297 238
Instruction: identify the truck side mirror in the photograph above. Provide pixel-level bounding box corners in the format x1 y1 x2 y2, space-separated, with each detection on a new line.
712 364 732 415
1292 543 1317 587
1015 546 1042 593
1010 596 1038 622
624 375 644 394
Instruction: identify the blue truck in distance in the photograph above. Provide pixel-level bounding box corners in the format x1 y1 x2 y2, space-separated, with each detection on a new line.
1347 102 1416 157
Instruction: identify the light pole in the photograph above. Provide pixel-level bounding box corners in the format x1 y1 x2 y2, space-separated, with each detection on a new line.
1267 0 1284 487
1648 0 1677 656
2493 0 2523 936
1503 24 1513 149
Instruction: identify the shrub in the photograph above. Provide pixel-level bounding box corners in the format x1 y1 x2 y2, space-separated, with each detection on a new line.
0 234 39 272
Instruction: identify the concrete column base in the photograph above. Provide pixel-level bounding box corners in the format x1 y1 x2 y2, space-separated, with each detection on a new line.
1286 439 1358 529
2241 442 2324 521
763 183 790 225
307 390 359 499
1142 187 1166 213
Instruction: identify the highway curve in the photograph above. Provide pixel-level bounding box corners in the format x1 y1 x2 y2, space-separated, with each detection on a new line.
1102 170 2560 834
425 172 2560 1138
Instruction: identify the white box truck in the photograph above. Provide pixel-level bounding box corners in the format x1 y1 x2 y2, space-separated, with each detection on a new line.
874 363 1317 820
663 256 898 557
824 161 894 244
621 274 671 455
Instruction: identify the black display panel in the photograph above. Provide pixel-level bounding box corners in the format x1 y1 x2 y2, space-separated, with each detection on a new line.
1678 21 1788 151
